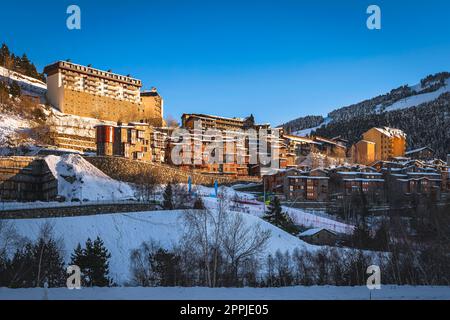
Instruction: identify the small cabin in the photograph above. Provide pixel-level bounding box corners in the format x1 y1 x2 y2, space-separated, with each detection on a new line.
299 228 337 245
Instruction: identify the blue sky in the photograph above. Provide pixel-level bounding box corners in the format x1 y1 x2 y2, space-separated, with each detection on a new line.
1 0 450 125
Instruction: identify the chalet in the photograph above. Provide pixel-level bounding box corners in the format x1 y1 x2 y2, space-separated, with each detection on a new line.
405 147 435 161
299 228 337 245
329 169 385 203
262 168 304 194
284 168 329 201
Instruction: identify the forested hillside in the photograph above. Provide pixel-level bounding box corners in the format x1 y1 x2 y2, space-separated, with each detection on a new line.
314 92 450 159
0 43 45 82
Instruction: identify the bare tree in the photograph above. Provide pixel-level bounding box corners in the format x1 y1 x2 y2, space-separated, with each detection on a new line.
0 220 25 259
133 173 157 202
221 212 271 286
182 193 270 287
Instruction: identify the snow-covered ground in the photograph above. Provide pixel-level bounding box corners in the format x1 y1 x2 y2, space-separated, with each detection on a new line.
292 117 332 136
380 80 450 112
44 154 135 201
0 65 46 98
199 186 354 235
0 112 34 148
1 285 449 300
4 209 319 285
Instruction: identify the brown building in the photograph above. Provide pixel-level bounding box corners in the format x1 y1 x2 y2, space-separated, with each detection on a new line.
141 88 164 126
353 140 376 165
299 228 337 245
405 147 435 161
179 113 286 176
44 61 163 124
181 113 270 131
329 169 385 202
166 127 250 177
263 168 304 194
359 127 407 162
284 168 330 201
96 123 168 162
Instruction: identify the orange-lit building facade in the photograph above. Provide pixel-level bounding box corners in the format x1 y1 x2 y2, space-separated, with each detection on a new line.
361 127 406 162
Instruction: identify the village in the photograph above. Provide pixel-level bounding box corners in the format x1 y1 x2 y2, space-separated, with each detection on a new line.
1 60 449 219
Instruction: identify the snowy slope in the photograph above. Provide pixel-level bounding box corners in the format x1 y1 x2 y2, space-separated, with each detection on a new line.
44 154 135 201
0 66 46 98
381 80 450 112
0 113 34 148
5 210 319 284
177 184 354 234
292 117 332 136
287 76 450 134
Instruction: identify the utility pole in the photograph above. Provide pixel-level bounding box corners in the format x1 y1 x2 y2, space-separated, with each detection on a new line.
263 178 266 212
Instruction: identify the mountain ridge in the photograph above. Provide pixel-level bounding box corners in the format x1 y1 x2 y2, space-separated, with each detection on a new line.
280 72 450 159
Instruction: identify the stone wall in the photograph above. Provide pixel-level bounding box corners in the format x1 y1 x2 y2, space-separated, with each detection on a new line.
63 89 144 123
84 156 260 186
0 203 157 219
0 157 58 201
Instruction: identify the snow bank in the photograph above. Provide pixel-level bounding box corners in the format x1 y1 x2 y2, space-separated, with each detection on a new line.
44 154 135 201
1 285 449 300
5 209 318 284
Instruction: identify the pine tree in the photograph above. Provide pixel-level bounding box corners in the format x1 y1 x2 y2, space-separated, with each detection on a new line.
149 248 181 286
70 237 113 287
0 43 10 66
351 223 372 249
373 221 390 251
263 197 299 235
31 237 66 287
193 197 205 209
70 243 85 271
0 80 9 104
162 183 174 210
6 238 66 288
9 81 21 97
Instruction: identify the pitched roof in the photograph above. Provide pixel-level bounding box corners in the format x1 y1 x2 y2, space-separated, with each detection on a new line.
299 228 336 237
405 146 434 155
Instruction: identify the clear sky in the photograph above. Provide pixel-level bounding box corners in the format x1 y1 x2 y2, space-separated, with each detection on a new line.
1 0 450 125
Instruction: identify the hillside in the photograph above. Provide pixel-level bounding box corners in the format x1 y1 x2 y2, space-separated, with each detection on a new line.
5 210 320 285
314 93 450 158
280 72 450 158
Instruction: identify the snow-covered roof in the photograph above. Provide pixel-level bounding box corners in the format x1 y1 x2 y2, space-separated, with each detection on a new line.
372 127 406 138
299 228 336 237
287 176 329 180
407 172 441 176
343 178 385 182
405 146 434 155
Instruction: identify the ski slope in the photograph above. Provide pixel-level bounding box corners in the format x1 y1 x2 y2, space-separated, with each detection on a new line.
381 80 450 112
292 117 332 136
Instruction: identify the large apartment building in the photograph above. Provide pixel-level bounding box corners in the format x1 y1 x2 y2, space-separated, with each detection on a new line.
179 113 288 176
181 113 270 131
354 127 406 164
44 61 163 124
